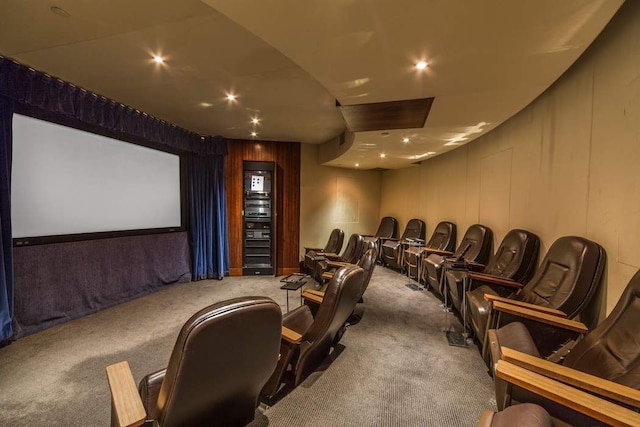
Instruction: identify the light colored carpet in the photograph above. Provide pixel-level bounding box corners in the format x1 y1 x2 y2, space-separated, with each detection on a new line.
0 266 495 426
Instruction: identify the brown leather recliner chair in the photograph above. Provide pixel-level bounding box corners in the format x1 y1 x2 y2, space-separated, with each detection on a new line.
446 229 539 320
423 224 493 297
363 216 397 262
261 264 364 402
404 221 457 281
470 236 605 359
381 218 426 270
304 228 344 275
106 297 282 427
318 239 376 284
303 246 378 327
314 233 365 282
488 269 640 416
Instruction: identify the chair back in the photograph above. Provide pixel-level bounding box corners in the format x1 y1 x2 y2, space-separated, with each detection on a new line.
323 228 344 254
401 218 426 241
563 270 640 388
426 221 457 252
454 224 493 265
515 236 605 318
357 247 378 299
296 265 364 384
484 229 539 282
156 297 282 427
375 216 398 239
342 234 365 264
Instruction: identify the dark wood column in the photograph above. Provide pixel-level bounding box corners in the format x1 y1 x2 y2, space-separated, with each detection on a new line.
225 139 301 276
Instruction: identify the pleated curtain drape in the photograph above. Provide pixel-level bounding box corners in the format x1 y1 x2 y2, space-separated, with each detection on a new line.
0 95 14 343
188 154 229 280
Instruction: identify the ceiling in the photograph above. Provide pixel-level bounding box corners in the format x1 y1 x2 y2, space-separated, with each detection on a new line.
0 0 623 169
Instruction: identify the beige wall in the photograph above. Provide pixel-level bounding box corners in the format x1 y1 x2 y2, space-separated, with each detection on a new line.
380 1 640 315
299 143 382 259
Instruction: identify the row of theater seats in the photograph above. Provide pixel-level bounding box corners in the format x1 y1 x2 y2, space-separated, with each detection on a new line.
366 216 640 426
105 237 379 427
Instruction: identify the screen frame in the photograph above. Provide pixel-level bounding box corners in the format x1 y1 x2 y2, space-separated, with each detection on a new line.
12 103 188 247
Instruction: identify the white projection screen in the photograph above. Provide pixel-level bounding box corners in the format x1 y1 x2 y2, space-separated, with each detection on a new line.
12 114 182 239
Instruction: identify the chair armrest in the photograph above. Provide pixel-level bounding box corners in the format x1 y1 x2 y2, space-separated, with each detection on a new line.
282 326 302 344
106 361 147 427
305 289 325 297
484 294 568 317
321 271 334 281
501 347 640 407
422 248 454 256
469 273 523 290
380 237 399 242
326 260 349 268
304 246 323 253
302 290 324 304
495 360 640 427
492 301 587 334
467 261 485 271
323 252 340 260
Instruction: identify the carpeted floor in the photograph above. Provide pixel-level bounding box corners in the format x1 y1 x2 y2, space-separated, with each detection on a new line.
0 266 496 426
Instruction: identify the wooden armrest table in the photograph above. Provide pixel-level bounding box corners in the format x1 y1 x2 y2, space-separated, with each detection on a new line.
491 301 586 333
281 326 303 344
106 361 147 427
470 273 523 290
501 347 640 407
484 293 567 317
302 290 324 305
495 360 640 427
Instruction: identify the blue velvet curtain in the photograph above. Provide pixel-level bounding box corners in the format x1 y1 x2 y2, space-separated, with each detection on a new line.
0 95 14 342
189 154 229 280
0 55 230 335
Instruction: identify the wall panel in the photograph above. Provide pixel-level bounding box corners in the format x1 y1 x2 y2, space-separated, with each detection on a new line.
299 144 381 259
225 139 300 276
379 1 640 315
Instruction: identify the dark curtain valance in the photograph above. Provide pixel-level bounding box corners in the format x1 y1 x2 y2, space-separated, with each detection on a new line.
0 56 227 156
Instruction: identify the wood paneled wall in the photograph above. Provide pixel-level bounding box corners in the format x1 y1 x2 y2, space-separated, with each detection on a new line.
225 139 301 276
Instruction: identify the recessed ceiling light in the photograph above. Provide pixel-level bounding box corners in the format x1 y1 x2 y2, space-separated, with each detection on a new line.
380 132 390 137
415 61 428 70
152 55 164 64
50 6 71 17
250 131 257 137
199 102 213 108
403 137 410 143
226 93 237 102
355 163 360 167
251 117 260 125
379 153 386 159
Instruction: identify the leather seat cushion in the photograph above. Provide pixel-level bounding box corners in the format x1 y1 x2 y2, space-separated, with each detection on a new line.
495 322 541 358
490 404 552 427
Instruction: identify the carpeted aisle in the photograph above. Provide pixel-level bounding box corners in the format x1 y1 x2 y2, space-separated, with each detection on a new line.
0 266 495 426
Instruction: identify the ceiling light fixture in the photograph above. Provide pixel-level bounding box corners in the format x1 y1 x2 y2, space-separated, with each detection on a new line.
251 117 260 125
250 131 257 137
355 163 360 167
415 61 428 70
152 55 164 64
403 137 410 143
226 93 237 102
380 153 386 159
199 102 213 108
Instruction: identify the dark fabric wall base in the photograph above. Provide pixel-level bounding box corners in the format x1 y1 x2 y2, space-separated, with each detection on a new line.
12 232 191 338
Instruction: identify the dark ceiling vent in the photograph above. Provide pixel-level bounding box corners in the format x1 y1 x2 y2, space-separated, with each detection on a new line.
337 97 434 132
370 167 391 171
